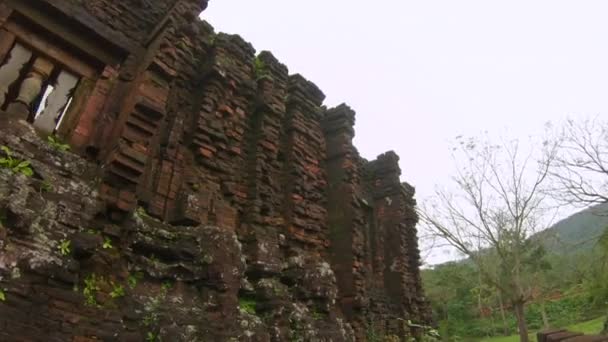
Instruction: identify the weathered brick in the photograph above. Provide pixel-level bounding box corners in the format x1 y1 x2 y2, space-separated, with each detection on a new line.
0 1 429 340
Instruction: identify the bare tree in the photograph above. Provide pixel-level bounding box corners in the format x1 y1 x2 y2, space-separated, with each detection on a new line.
549 116 608 206
419 135 558 342
547 116 608 334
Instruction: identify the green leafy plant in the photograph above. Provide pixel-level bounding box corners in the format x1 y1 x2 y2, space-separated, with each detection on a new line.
146 332 159 342
128 272 143 289
142 283 171 323
312 310 325 321
207 33 217 45
140 283 172 339
102 237 113 249
110 283 125 299
40 180 54 193
161 281 172 293
143 311 158 327
253 56 272 81
254 57 265 74
0 288 6 301
58 239 71 256
83 274 101 307
289 318 304 342
46 135 70 152
136 207 150 219
0 146 33 176
239 297 257 315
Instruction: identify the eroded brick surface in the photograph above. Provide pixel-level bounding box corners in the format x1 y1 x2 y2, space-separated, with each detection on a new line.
0 0 431 340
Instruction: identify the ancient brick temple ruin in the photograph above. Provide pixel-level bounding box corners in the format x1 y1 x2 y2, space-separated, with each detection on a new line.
0 0 430 340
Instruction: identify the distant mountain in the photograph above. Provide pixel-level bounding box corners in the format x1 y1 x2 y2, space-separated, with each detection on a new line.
425 203 608 268
535 203 608 255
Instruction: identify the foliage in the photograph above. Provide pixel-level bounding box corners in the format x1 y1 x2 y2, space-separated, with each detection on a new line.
109 283 125 299
253 56 272 81
0 288 5 301
102 237 113 249
311 310 324 320
239 297 257 315
533 203 608 254
568 316 606 335
420 133 561 341
128 272 143 289
424 255 608 340
207 33 217 45
146 331 159 342
58 239 71 256
366 322 381 342
40 180 54 193
135 207 151 219
478 316 605 342
46 135 70 152
288 317 306 342
141 281 172 340
83 274 101 307
0 146 33 176
420 118 608 341
424 227 608 339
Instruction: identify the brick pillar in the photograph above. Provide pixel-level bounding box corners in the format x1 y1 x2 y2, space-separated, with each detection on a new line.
281 74 328 251
241 51 289 277
322 104 368 339
366 152 412 335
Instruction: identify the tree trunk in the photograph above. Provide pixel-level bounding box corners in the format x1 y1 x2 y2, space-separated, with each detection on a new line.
513 301 529 342
540 301 550 329
498 292 509 336
489 313 496 338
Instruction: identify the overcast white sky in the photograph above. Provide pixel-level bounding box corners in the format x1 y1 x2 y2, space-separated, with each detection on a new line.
203 1 608 264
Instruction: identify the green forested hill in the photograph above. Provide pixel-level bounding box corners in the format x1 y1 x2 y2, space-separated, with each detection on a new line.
534 203 608 254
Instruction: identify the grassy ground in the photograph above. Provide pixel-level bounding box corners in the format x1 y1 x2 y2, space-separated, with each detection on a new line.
477 316 605 342
568 316 606 334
